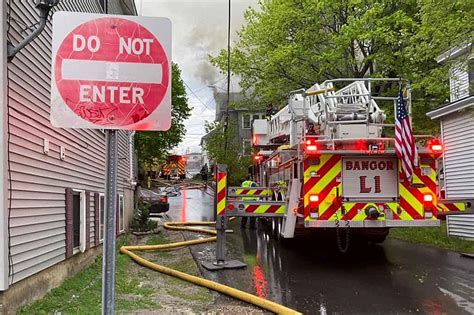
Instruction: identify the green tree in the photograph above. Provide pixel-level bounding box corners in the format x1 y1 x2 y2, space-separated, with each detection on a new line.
135 63 191 171
211 0 473 134
202 120 251 185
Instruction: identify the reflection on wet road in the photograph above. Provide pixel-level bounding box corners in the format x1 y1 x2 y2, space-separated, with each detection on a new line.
168 189 474 314
167 186 215 222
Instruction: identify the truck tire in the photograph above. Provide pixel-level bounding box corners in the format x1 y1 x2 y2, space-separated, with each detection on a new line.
365 228 389 244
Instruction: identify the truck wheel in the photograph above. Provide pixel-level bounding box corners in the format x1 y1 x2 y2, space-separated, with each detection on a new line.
365 228 389 244
367 235 387 244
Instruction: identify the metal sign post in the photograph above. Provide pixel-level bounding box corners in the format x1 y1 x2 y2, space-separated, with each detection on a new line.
102 130 118 314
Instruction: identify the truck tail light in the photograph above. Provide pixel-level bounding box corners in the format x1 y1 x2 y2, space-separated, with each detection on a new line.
423 194 434 218
160 196 168 203
423 194 433 203
309 194 319 203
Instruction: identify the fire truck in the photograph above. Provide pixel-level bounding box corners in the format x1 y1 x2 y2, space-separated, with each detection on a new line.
248 78 463 246
160 155 187 180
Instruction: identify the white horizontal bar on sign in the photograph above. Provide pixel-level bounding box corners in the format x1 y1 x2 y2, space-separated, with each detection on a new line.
61 59 163 84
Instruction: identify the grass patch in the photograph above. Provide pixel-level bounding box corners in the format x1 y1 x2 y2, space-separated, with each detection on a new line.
390 221 474 253
167 254 200 276
143 233 172 258
145 233 168 245
20 234 161 314
167 287 213 304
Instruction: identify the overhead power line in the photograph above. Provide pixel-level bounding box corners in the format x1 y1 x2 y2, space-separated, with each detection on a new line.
183 80 214 111
224 0 231 152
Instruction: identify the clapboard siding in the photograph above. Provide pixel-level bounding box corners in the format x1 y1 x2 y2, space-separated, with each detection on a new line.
449 63 469 102
442 112 474 199
7 0 134 283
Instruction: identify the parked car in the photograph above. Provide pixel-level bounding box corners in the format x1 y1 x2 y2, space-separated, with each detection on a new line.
139 188 169 216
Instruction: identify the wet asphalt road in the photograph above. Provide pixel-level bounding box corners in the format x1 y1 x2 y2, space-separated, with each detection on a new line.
167 188 474 314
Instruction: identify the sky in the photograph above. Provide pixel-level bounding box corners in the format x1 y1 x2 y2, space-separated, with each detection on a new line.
138 0 258 154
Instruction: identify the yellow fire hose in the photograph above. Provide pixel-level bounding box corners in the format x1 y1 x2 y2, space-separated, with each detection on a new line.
120 221 302 315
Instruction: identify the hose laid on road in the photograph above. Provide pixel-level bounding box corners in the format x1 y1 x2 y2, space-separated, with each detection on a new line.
120 221 302 315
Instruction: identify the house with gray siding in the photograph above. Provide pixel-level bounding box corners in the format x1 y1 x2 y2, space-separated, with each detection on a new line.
0 0 138 312
427 42 474 239
204 89 265 157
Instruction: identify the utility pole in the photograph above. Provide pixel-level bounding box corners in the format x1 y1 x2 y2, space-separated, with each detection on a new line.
224 0 231 152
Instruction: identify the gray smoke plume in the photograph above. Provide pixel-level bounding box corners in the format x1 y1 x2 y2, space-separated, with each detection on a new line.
140 0 257 84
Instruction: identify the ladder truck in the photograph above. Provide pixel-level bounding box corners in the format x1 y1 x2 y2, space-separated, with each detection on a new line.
244 78 463 246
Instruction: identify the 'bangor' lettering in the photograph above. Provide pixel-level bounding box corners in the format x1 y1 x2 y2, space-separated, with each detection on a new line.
346 160 393 171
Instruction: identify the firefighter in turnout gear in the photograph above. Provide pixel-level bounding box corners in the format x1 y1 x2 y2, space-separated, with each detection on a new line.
241 175 258 229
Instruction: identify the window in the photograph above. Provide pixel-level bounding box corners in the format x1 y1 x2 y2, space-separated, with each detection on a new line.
119 195 125 232
242 114 251 129
72 190 86 253
99 194 125 238
243 113 265 129
99 194 105 242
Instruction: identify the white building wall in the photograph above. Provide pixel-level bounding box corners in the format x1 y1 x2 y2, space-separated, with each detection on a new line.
441 111 474 200
449 62 469 102
0 0 9 292
5 0 135 285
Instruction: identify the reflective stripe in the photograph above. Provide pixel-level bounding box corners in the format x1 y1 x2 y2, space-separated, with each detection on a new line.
216 173 227 215
304 154 342 220
241 181 258 201
244 204 285 214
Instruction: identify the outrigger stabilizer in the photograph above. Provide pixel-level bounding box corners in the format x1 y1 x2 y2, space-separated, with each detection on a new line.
201 164 286 271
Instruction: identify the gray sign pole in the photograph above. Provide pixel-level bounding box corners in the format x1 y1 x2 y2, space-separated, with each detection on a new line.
102 129 118 315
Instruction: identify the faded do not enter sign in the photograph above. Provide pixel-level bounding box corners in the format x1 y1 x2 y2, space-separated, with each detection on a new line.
51 12 171 130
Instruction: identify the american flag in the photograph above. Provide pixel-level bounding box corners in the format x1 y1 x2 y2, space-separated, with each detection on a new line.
395 89 418 180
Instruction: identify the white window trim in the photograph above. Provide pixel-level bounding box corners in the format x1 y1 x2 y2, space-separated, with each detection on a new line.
99 193 105 243
242 114 251 129
72 189 86 254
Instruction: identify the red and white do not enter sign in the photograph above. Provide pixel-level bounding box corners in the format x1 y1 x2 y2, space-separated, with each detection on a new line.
51 12 171 130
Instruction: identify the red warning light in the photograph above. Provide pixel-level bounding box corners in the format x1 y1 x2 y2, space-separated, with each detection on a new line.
305 138 318 153
428 139 443 155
